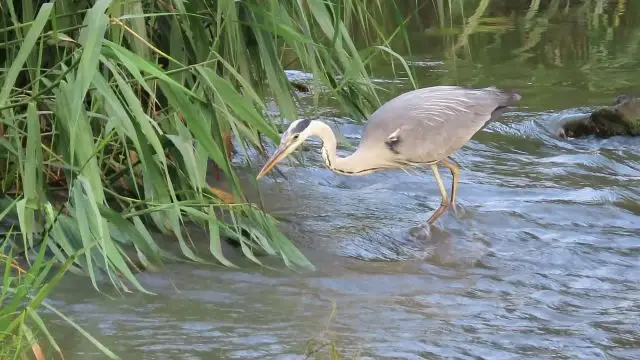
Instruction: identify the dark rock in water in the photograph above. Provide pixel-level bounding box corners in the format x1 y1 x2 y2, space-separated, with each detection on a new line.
557 113 597 139
559 94 640 139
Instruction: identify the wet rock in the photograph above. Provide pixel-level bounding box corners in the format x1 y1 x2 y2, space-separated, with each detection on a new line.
556 113 596 139
558 95 640 139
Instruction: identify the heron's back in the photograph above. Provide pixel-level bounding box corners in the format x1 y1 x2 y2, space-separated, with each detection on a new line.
357 86 521 164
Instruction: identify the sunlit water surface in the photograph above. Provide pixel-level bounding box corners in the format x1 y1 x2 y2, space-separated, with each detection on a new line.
48 2 640 359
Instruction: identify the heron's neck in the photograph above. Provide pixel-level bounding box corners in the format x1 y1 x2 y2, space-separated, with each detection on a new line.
309 121 377 175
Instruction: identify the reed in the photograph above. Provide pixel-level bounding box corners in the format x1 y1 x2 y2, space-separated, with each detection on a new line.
0 200 117 359
0 0 413 294
0 0 413 356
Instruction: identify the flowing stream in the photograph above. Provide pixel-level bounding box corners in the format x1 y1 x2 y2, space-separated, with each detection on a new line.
47 2 640 359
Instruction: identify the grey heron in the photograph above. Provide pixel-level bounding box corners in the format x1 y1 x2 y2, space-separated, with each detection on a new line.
256 86 521 225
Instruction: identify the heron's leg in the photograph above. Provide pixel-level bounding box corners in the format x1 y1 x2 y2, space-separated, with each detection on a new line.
440 157 460 209
426 164 450 225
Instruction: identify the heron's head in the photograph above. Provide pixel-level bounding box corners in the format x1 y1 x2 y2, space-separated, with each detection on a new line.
256 119 314 179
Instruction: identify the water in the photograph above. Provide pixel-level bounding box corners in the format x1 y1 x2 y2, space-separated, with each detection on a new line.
48 2 640 359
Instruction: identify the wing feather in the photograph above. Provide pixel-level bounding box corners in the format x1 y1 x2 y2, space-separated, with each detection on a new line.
359 86 520 164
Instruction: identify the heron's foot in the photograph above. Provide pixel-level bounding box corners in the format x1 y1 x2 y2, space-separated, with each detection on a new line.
451 203 472 223
450 202 466 218
426 201 450 226
450 201 458 215
409 223 431 240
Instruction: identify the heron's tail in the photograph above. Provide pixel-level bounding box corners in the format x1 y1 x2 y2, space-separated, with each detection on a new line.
484 86 522 108
505 89 522 105
494 88 521 109
510 89 522 101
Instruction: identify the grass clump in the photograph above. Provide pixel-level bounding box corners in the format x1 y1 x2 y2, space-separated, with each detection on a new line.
1 0 413 357
0 0 413 293
0 199 118 359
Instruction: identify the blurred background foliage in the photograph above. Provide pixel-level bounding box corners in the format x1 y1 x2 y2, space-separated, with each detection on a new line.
364 0 640 109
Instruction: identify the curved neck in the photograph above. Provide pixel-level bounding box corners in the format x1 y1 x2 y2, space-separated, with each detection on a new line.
307 121 380 176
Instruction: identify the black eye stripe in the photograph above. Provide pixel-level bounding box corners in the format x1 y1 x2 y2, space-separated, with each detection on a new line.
290 119 311 133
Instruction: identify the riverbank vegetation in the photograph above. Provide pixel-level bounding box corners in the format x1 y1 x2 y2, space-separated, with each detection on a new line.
1 201 117 359
0 0 413 357
0 0 413 288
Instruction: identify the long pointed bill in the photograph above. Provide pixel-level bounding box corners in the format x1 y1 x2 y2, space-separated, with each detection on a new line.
256 144 291 180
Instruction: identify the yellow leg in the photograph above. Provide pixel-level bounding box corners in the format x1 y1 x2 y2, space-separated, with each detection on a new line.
426 163 450 225
440 157 460 209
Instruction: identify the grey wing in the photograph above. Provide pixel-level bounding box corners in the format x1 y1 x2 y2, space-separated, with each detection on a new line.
363 86 519 164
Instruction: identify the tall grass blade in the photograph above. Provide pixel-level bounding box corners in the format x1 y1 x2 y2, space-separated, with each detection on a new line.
0 3 53 107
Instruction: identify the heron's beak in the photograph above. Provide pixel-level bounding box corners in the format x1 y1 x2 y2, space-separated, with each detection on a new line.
256 143 292 180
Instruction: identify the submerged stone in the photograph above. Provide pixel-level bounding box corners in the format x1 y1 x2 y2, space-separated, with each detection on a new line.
558 94 640 139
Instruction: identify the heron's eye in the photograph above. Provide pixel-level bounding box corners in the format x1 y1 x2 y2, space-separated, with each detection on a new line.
292 134 300 140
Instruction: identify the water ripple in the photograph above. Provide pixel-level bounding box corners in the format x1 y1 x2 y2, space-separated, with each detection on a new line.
47 97 640 360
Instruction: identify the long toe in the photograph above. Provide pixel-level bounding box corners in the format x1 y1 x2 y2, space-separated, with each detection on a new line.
450 202 468 220
427 202 450 225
